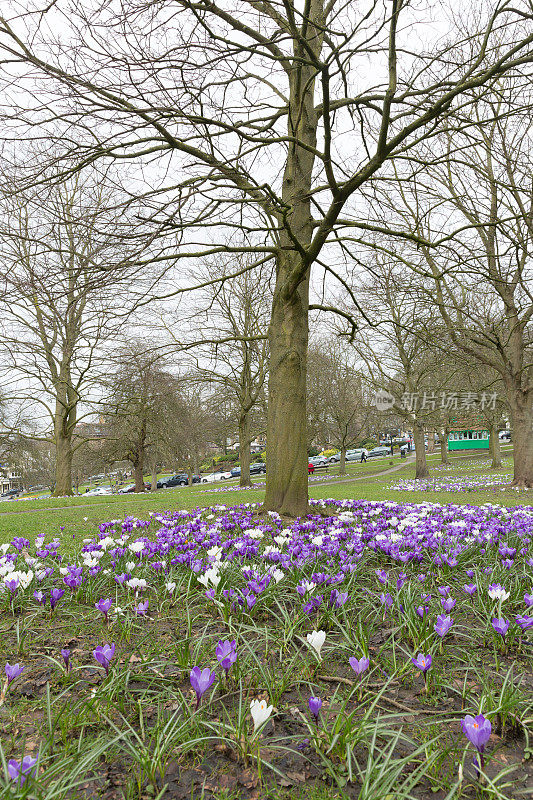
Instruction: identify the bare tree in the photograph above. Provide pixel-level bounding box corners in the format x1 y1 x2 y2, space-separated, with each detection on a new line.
0 173 150 495
2 2 533 511
102 344 186 492
307 340 370 474
371 85 533 485
175 261 270 487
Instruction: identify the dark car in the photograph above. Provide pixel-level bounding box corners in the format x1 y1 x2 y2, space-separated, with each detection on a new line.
366 446 391 459
230 467 241 478
250 462 266 475
1 488 21 498
157 474 200 488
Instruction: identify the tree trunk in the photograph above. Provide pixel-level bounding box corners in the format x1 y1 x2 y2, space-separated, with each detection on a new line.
264 274 310 515
54 431 73 496
339 447 347 475
413 420 430 479
509 403 533 487
133 456 145 492
439 429 449 464
151 463 158 491
239 412 251 487
427 429 435 453
489 423 502 468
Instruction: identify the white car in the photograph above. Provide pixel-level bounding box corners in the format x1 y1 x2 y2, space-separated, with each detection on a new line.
201 472 232 483
84 486 112 497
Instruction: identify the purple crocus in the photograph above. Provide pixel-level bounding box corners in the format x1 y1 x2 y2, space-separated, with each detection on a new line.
61 649 71 673
92 643 116 675
95 598 113 622
349 656 370 676
464 584 477 596
215 639 237 677
516 615 533 630
308 696 322 725
189 667 216 709
50 588 65 612
7 756 38 786
441 597 456 612
434 615 453 638
461 713 492 773
5 578 19 596
411 653 432 676
525 593 533 608
491 618 510 638
134 600 149 616
5 662 24 685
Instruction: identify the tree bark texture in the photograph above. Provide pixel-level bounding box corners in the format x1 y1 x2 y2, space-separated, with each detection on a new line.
239 412 252 487
413 420 430 479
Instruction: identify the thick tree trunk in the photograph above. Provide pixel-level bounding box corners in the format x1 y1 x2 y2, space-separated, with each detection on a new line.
54 431 73 496
339 447 347 475
489 423 502 468
413 420 430 479
509 403 533 487
439 429 449 464
133 456 145 492
263 275 310 515
239 413 252 487
427 429 435 453
151 463 158 491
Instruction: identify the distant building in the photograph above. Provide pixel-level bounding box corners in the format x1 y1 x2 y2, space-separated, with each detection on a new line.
0 465 22 493
448 414 490 451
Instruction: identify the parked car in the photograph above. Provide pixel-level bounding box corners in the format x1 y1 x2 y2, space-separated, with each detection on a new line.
201 471 232 483
118 482 152 493
308 456 327 467
250 462 266 475
84 486 113 497
157 474 200 488
345 448 369 461
327 453 340 463
499 430 512 440
230 466 241 478
1 488 21 499
366 446 391 459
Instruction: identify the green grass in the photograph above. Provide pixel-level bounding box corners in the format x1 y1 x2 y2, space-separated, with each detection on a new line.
0 446 527 548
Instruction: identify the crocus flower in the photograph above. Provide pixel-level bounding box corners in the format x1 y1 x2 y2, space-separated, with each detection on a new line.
306 630 326 660
189 667 216 709
491 618 510 637
515 615 533 630
50 588 65 611
434 615 453 638
308 696 322 725
524 593 533 607
461 713 491 773
380 592 393 609
134 600 149 616
411 653 432 673
92 643 116 675
95 598 113 622
7 756 38 785
349 656 370 676
33 590 47 606
5 663 24 685
60 649 71 673
441 598 456 612
488 584 509 602
416 605 429 619
215 639 237 677
250 698 273 731
464 584 477 596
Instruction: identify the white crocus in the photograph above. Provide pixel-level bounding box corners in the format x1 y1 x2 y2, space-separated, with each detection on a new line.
306 630 326 659
165 581 176 593
488 586 510 602
126 561 136 572
128 542 145 554
271 569 285 583
250 699 273 731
